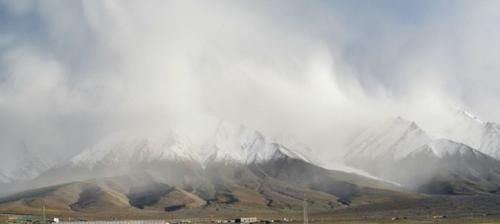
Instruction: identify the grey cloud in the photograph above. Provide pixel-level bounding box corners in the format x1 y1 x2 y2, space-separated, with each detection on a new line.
0 0 499 165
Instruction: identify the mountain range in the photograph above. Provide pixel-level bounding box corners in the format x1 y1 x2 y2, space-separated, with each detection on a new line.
0 122 410 216
345 109 500 194
2 110 500 217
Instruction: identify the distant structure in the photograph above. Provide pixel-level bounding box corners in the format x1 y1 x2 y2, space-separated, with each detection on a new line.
235 217 258 223
433 215 447 219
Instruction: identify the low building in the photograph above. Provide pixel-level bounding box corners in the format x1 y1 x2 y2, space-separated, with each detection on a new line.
235 217 258 223
433 215 447 219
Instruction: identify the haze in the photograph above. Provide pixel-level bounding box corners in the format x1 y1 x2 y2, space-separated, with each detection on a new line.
1 0 500 168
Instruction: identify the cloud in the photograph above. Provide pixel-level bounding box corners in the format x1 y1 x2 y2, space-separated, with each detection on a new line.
0 0 499 164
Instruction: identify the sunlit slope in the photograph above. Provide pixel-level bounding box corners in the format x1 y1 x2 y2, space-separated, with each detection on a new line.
0 157 416 216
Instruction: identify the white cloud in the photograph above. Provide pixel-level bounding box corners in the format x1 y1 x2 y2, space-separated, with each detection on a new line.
0 0 499 164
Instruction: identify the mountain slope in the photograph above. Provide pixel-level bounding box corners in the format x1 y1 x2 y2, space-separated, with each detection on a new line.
3 120 390 197
345 117 431 173
344 117 500 194
395 139 500 194
345 117 431 161
441 109 500 160
441 109 485 149
0 121 398 201
20 131 206 192
0 155 413 217
0 176 191 217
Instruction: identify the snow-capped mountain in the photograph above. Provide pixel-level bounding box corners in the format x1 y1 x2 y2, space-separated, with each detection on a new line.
24 132 206 192
345 117 431 163
410 138 481 158
204 122 310 164
6 121 400 199
344 115 500 194
395 139 500 194
20 122 312 190
68 122 310 169
439 109 500 160
441 109 485 148
71 131 199 168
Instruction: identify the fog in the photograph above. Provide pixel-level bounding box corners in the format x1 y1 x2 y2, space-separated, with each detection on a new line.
1 0 500 168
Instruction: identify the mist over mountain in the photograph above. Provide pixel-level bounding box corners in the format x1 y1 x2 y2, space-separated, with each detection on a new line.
2 1 500 221
0 121 326 195
0 147 51 184
2 1 500 176
344 110 500 194
0 121 410 215
439 109 500 160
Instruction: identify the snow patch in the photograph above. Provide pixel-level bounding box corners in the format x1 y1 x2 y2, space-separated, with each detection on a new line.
322 162 401 186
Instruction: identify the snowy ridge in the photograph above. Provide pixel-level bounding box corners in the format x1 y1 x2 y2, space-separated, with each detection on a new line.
272 133 313 161
274 144 310 162
440 108 500 160
71 131 199 168
70 121 311 169
205 122 310 164
441 108 485 149
346 110 500 163
410 139 479 159
344 114 500 191
345 117 431 161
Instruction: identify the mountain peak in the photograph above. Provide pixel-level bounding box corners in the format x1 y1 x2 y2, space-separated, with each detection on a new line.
424 139 475 158
206 121 307 164
345 116 431 162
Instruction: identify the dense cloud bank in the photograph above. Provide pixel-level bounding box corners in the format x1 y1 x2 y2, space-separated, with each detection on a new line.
0 0 500 166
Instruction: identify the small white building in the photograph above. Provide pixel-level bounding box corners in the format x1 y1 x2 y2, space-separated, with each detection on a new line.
235 217 258 223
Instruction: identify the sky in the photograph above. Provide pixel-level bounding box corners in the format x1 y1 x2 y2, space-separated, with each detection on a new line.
1 0 500 166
